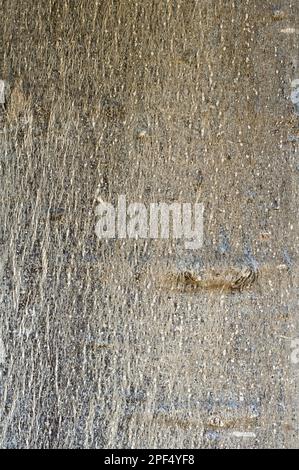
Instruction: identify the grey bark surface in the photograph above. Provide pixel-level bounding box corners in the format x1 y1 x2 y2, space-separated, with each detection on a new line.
0 0 298 448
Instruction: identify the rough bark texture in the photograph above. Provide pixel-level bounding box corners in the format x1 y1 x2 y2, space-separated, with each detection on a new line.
0 0 298 448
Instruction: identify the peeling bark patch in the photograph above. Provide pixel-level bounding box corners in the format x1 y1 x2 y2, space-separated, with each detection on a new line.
158 265 258 293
